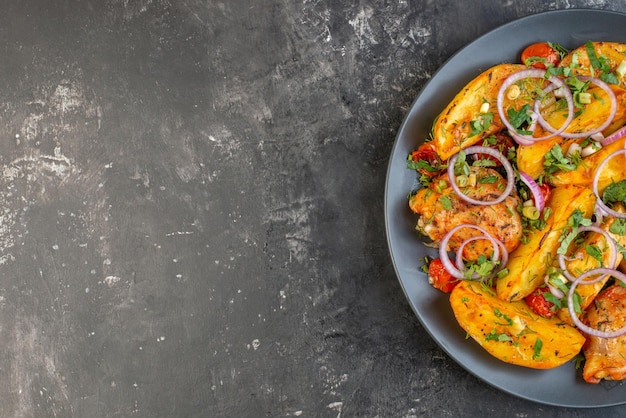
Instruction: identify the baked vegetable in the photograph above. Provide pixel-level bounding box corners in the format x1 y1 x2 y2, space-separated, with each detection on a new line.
430 63 525 161
450 280 585 369
496 185 596 302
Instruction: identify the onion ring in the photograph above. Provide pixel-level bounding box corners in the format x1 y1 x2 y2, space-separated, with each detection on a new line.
537 76 617 139
557 225 618 282
496 69 574 145
592 149 626 219
600 125 626 147
439 224 506 280
518 171 546 212
447 146 515 206
568 268 626 338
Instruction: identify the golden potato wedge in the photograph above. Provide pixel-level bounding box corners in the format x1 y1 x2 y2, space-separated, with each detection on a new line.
549 137 626 192
557 204 626 324
431 63 525 161
450 280 585 369
496 185 596 302
517 84 626 180
559 42 626 87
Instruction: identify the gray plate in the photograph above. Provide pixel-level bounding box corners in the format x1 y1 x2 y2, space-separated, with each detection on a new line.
385 9 626 408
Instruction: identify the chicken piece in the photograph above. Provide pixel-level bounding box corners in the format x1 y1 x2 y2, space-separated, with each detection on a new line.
582 283 626 384
409 166 523 260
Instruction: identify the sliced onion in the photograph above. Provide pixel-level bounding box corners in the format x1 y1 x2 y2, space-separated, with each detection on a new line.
537 77 617 139
439 224 506 280
600 125 626 147
518 171 546 212
455 236 509 279
592 149 626 219
447 146 515 206
568 268 626 338
557 225 618 282
497 69 574 144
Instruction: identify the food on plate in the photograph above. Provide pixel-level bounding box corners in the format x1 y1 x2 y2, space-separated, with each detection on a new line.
496 184 596 302
406 40 626 382
450 280 585 369
582 283 626 383
409 165 523 259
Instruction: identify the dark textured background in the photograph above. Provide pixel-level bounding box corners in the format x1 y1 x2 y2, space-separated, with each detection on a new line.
1 0 626 417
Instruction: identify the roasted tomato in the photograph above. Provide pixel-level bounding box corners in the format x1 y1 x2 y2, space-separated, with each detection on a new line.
427 258 460 293
521 42 561 69
524 286 556 318
409 143 442 178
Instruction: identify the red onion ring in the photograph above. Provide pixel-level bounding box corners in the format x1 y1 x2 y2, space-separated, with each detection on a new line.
439 224 506 280
455 236 509 279
557 225 618 282
537 76 617 139
447 146 515 206
568 268 626 338
496 69 574 145
592 149 626 219
600 125 626 147
518 171 546 212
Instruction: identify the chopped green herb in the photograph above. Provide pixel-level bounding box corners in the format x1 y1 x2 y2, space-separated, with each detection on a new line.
602 180 626 206
585 244 604 265
439 195 453 210
486 329 513 342
469 112 494 137
532 338 543 360
507 104 534 134
610 218 626 236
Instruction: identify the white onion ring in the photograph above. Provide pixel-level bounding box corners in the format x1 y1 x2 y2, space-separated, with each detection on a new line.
439 224 506 280
496 69 575 144
568 268 626 338
592 149 626 219
557 225 618 282
447 146 515 206
537 76 617 139
518 171 546 212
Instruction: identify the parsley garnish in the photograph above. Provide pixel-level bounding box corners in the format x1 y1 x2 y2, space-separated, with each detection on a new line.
507 104 534 134
543 144 580 176
585 244 604 265
602 180 626 206
486 329 512 342
439 195 453 210
532 338 543 360
469 113 494 137
610 218 626 236
585 41 620 84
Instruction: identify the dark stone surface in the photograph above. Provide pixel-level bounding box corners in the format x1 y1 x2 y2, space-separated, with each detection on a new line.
1 0 626 417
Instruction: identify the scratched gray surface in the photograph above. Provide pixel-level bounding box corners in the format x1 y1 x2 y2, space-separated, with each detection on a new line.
0 0 625 417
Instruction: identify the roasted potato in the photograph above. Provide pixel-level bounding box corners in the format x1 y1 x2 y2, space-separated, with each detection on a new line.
557 204 626 324
548 137 626 192
450 280 585 369
559 42 626 87
496 185 596 302
431 63 525 161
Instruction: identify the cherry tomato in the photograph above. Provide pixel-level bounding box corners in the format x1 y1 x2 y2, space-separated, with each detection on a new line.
524 286 555 318
410 143 441 178
427 258 460 293
520 42 561 69
474 133 514 166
